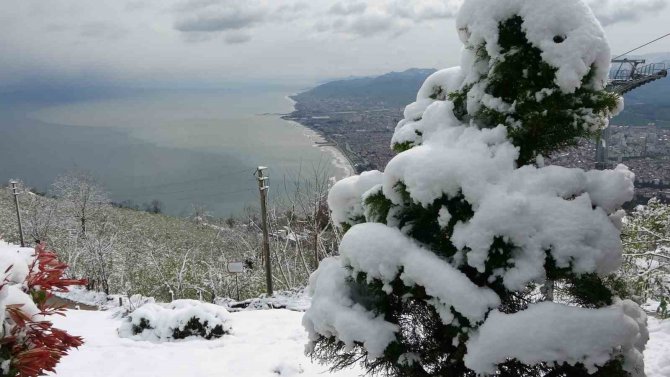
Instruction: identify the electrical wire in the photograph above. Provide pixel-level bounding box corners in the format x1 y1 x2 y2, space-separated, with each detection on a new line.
613 32 670 60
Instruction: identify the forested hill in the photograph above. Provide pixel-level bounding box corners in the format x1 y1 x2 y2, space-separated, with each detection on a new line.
293 68 436 108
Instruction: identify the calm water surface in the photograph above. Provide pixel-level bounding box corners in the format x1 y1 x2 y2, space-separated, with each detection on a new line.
0 87 345 217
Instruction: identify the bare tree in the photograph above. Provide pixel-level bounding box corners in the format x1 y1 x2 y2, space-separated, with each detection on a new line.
79 218 117 294
52 170 109 236
18 182 60 244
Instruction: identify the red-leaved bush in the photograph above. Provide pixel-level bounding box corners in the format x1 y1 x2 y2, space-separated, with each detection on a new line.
0 243 86 377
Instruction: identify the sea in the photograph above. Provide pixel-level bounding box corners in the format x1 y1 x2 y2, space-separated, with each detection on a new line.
0 86 352 217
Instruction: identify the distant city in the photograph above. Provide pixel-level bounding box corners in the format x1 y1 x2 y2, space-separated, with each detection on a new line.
285 99 400 172
548 125 670 205
284 68 670 207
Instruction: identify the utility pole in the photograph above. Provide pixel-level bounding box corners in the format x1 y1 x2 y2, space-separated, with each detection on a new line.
595 126 612 170
256 167 273 296
9 181 25 247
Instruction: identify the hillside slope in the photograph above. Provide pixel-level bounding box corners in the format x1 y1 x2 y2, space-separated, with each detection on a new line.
292 68 436 109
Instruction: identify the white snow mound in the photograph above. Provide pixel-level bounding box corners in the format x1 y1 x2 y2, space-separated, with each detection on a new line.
465 300 648 376
0 241 41 325
118 299 232 342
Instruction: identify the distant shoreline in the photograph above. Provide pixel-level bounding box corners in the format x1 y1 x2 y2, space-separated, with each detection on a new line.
281 94 355 179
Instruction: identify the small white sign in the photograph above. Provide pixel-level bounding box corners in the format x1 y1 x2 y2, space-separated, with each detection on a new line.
227 262 245 274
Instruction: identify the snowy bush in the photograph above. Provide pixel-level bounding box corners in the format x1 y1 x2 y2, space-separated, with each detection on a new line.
119 300 232 341
0 241 85 377
620 198 670 311
304 0 647 376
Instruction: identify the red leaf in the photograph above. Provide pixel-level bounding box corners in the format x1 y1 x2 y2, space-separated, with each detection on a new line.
1 244 86 377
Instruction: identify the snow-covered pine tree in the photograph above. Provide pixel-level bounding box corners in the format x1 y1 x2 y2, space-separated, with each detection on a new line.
303 0 648 376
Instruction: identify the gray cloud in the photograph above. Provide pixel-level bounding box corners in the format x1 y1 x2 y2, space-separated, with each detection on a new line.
124 1 153 12
174 7 265 32
277 2 311 16
180 31 218 43
587 0 668 26
224 32 252 44
172 0 309 43
348 13 404 37
79 22 128 40
329 1 367 15
173 0 220 13
318 1 452 38
1 0 668 93
316 0 668 38
388 1 460 21
172 0 316 47
172 0 663 42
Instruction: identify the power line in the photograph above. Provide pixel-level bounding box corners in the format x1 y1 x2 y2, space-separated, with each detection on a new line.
613 32 670 60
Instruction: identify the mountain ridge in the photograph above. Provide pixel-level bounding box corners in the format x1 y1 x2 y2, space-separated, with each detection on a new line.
293 68 437 108
295 60 669 127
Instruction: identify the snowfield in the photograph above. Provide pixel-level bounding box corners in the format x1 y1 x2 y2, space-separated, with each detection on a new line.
50 309 362 377
646 316 670 377
48 305 668 377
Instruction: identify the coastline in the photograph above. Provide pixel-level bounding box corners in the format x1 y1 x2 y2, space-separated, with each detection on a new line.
282 94 355 180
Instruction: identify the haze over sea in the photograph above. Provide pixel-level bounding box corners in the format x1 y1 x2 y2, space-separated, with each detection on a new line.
0 86 350 217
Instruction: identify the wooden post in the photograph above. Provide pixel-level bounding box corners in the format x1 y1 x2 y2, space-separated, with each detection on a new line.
9 181 25 247
256 167 273 296
235 275 240 301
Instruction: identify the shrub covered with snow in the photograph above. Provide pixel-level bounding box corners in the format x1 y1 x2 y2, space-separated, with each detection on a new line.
304 0 647 376
0 241 85 377
119 299 232 341
620 198 670 309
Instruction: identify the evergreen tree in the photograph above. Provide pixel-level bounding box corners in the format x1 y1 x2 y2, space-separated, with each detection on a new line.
304 1 648 376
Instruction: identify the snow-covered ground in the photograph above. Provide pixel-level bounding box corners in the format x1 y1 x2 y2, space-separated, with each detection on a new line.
48 305 668 377
50 309 362 377
646 316 670 377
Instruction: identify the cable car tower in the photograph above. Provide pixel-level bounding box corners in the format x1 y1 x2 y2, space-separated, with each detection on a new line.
607 59 668 95
595 58 668 169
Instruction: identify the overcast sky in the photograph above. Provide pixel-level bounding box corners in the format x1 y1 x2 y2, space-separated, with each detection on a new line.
1 0 669 91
